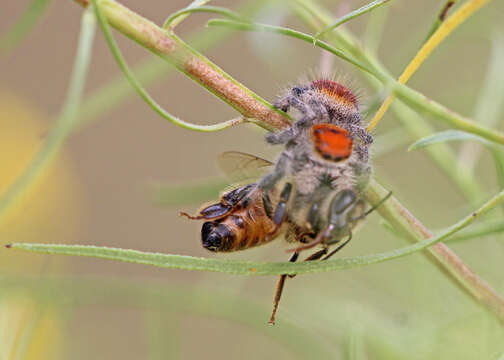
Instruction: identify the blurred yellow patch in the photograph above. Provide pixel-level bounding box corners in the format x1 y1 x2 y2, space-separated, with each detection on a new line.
0 92 83 272
0 92 84 360
0 295 61 360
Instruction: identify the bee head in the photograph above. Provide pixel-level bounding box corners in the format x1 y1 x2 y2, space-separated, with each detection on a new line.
201 221 235 252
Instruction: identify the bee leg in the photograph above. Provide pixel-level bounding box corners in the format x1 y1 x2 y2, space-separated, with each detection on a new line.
306 202 321 232
267 182 293 238
287 225 331 253
273 182 292 225
270 245 330 324
287 247 328 279
269 251 299 325
322 230 353 261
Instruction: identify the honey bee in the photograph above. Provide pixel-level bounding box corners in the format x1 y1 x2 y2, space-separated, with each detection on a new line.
180 179 278 252
181 78 390 324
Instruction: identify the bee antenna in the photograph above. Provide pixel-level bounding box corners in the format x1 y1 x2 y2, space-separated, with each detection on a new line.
179 211 203 220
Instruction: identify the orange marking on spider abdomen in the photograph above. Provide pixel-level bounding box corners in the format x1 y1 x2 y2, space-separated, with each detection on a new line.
310 79 358 109
311 124 353 162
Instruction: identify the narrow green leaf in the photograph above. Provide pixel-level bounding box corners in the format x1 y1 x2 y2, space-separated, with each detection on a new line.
164 0 211 30
0 9 95 225
0 0 53 54
314 0 391 41
7 188 504 275
446 218 504 243
408 130 492 151
424 1 459 43
91 0 247 132
163 5 244 30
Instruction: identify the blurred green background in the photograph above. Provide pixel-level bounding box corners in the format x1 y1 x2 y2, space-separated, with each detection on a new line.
1 0 503 359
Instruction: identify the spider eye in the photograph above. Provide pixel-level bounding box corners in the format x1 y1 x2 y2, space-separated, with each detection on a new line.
292 86 303 96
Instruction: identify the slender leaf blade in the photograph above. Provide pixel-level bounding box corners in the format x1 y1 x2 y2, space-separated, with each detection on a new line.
7 187 504 276
166 0 211 29
408 130 492 151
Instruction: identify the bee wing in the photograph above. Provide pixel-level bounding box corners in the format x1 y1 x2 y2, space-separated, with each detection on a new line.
216 151 273 183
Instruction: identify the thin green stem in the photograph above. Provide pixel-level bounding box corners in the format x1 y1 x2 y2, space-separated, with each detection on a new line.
446 218 504 243
207 19 377 77
424 0 458 42
163 6 244 30
161 0 210 30
314 0 391 41
92 0 248 132
0 8 96 225
0 0 53 54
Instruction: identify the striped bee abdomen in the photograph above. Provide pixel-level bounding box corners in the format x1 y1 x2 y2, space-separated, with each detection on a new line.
201 194 277 252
